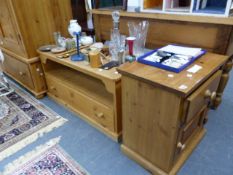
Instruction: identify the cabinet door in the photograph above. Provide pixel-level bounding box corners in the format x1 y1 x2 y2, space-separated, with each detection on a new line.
0 0 26 56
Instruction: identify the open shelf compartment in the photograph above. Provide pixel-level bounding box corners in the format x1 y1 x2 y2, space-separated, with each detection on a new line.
164 0 192 13
139 0 232 16
43 59 114 108
140 0 164 12
192 0 232 16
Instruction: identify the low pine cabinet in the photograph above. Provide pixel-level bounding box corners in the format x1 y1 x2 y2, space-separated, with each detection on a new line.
118 53 228 175
38 51 122 141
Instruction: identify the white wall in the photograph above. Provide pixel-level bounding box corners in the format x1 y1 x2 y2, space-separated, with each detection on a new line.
128 0 140 7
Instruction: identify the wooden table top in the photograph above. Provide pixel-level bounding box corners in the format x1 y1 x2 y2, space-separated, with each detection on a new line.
118 53 228 97
38 50 121 82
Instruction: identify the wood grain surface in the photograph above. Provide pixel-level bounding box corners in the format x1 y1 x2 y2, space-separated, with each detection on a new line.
118 53 228 97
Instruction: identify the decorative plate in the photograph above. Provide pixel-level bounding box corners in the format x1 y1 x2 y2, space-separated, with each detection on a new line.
38 45 56 52
51 47 66 54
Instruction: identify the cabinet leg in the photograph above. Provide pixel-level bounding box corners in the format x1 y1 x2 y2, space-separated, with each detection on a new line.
212 57 233 109
35 93 45 99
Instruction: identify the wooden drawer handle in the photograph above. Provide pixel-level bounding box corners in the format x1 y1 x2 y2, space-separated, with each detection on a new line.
36 68 44 76
19 71 26 76
95 112 104 119
225 62 233 72
177 142 186 150
50 86 56 91
204 89 217 102
226 62 233 69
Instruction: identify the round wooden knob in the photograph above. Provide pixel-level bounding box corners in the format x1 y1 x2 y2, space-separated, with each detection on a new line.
225 62 233 72
19 71 25 76
210 91 217 102
204 89 211 98
205 89 216 102
177 142 186 150
95 112 104 119
50 86 56 91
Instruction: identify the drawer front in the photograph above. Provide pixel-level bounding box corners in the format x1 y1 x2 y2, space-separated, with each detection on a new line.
175 106 208 160
181 107 207 144
185 70 222 123
2 53 34 89
46 76 115 131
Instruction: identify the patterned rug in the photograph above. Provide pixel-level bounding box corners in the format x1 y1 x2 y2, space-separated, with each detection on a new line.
0 82 67 161
1 138 89 175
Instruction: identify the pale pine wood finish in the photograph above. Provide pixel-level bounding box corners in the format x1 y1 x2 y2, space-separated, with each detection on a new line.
118 53 228 97
121 76 182 172
185 71 222 122
11 0 72 58
1 48 47 97
3 53 34 89
92 10 232 54
92 9 233 108
118 54 228 175
38 51 122 141
0 0 26 57
0 0 72 97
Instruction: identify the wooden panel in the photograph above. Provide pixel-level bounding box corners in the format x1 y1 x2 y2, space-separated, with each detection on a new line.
113 81 122 133
0 22 3 38
227 29 233 56
122 128 206 175
92 9 233 26
122 75 182 172
96 14 232 54
173 106 207 163
0 0 26 57
181 109 204 144
11 0 72 58
46 75 115 132
29 61 47 93
118 53 228 97
185 70 222 123
2 53 34 89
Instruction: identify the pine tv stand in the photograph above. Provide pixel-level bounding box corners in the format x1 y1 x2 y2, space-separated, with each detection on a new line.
38 51 122 141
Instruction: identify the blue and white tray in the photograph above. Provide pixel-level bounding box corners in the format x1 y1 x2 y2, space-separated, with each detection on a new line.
137 48 206 73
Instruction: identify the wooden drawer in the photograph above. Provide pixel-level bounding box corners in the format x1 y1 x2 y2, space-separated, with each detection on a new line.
175 106 208 159
181 107 207 144
2 53 34 89
184 70 222 123
46 75 115 132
